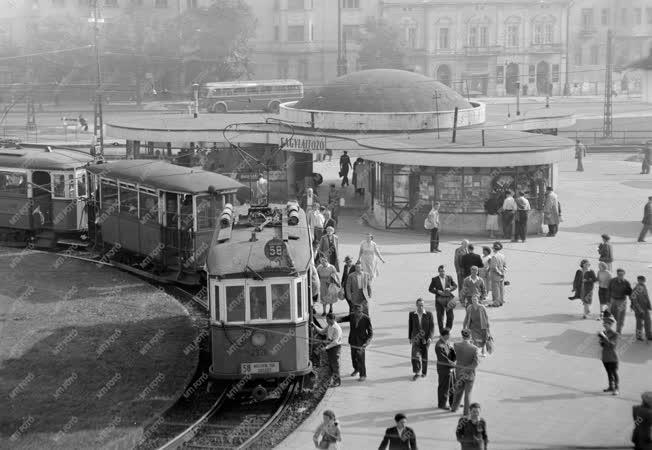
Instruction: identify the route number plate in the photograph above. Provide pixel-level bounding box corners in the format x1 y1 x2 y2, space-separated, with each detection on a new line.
240 362 279 374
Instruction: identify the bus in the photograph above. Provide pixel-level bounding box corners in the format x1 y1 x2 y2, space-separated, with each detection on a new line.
200 79 304 114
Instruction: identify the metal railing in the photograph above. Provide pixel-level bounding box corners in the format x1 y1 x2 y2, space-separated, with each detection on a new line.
558 130 652 145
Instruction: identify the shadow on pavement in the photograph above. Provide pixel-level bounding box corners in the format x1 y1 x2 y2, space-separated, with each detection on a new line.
491 313 581 324
560 220 641 237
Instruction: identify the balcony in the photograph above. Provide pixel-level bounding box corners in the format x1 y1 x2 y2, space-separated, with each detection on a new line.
528 43 563 53
463 45 503 56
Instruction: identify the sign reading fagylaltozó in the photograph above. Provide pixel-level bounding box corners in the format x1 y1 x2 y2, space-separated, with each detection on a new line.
279 135 327 153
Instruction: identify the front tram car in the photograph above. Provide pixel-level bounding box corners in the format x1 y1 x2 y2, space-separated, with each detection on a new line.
206 202 315 399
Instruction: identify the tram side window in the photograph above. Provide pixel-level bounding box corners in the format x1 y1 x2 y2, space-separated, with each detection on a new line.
77 171 87 197
271 284 291 320
197 194 221 229
249 286 267 320
53 174 66 198
139 192 158 224
296 281 303 320
0 171 26 194
100 180 119 209
226 285 245 322
119 185 138 216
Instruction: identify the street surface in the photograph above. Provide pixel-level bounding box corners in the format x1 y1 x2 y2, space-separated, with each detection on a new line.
280 153 652 450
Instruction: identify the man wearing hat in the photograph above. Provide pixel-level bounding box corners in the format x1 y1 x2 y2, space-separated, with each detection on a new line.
598 234 613 271
543 187 561 237
378 413 417 450
632 392 652 450
487 242 507 307
450 329 480 416
598 314 619 395
340 256 356 318
638 196 652 242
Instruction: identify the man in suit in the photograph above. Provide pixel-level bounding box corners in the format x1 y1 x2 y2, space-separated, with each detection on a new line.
428 265 458 334
638 196 652 242
349 304 373 382
435 327 456 409
378 413 417 450
450 329 480 416
454 240 470 289
487 242 507 307
346 262 372 316
408 298 435 380
338 256 356 321
460 244 483 279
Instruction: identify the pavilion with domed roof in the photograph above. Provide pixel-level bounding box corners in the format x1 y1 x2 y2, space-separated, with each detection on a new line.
105 69 574 234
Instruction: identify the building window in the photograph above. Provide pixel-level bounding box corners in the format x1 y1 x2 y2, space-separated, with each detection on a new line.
53 0 65 7
621 8 627 25
155 0 167 7
590 45 598 65
601 8 609 25
407 26 417 48
298 59 309 80
581 8 594 31
274 25 279 41
552 64 560 82
528 64 535 83
468 27 477 47
647 8 652 24
310 23 314 41
496 66 504 85
187 0 197 8
278 60 289 78
343 25 360 43
507 24 519 47
105 0 117 6
544 23 553 44
533 23 543 44
439 27 449 49
634 8 642 25
287 25 305 42
479 26 488 47
343 0 359 8
287 0 303 10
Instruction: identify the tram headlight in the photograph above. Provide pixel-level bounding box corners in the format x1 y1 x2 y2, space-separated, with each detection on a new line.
251 331 266 347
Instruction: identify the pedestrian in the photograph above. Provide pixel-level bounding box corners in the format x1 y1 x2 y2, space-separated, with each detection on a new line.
461 245 483 281
313 313 343 387
352 157 362 191
570 259 597 319
348 304 373 382
478 247 492 303
499 190 517 239
319 226 340 272
608 268 633 334
632 392 652 450
454 240 470 290
353 158 365 196
340 256 355 315
424 201 441 253
323 210 337 233
327 184 341 223
575 139 586 172
598 314 619 395
598 234 613 271
462 294 491 356
408 298 435 380
450 329 480 415
597 262 612 320
637 196 652 242
378 413 417 450
456 402 488 450
631 275 652 342
313 410 342 449
308 203 325 246
339 151 352 187
435 327 456 410
460 267 486 308
487 242 506 307
641 146 651 175
543 187 561 236
428 265 458 334
484 192 500 239
357 233 386 283
513 192 530 242
345 262 372 316
317 256 340 316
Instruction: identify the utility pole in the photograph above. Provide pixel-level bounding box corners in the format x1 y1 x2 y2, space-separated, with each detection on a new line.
433 90 441 139
603 29 613 138
89 1 104 156
515 82 521 116
336 0 346 76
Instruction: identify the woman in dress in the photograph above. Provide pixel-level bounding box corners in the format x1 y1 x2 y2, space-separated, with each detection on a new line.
317 256 339 316
313 410 342 449
484 193 500 239
570 259 597 319
357 233 386 282
596 262 612 320
463 294 491 356
318 226 340 272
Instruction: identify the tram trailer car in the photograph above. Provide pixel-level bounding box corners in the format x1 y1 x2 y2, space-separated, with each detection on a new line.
87 160 244 284
205 202 316 399
0 146 92 247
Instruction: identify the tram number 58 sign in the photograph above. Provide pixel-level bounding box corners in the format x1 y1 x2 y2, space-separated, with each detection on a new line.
264 238 286 261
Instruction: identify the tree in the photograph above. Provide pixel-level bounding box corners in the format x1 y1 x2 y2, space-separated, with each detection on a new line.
357 18 408 71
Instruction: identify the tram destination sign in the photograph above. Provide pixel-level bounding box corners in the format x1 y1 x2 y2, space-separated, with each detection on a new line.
279 134 326 153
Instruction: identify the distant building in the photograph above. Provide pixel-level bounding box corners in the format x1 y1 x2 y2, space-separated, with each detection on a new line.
626 48 652 103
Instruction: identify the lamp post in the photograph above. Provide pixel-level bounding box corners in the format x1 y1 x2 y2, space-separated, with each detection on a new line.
192 83 199 118
88 2 105 156
564 0 577 96
336 0 347 76
515 81 521 116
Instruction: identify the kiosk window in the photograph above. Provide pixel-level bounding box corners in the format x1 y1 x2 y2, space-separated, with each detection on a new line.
226 285 245 322
271 284 291 320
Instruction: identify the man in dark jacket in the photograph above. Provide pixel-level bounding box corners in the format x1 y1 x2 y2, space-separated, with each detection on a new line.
348 304 373 382
638 196 652 242
608 269 633 334
340 256 356 317
450 329 480 416
632 391 652 450
428 265 458 334
408 298 435 380
378 413 417 450
435 327 456 409
460 245 483 279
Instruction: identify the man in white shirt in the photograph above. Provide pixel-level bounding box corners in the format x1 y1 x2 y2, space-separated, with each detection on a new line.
307 203 325 245
313 313 343 386
500 191 517 239
513 192 531 243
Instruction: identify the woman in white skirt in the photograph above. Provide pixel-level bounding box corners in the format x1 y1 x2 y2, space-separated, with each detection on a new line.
484 194 501 239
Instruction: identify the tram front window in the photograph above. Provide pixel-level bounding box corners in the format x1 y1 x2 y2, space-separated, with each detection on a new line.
249 286 267 320
271 284 291 320
226 285 245 322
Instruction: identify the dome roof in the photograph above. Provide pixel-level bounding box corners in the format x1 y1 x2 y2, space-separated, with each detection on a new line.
293 69 472 113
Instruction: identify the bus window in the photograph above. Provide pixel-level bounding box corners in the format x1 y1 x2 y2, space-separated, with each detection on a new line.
234 87 247 96
222 89 233 96
226 285 245 322
260 86 272 93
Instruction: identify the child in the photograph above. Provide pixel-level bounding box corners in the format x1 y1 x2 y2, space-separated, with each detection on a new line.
596 262 612 320
598 234 613 271
598 314 619 395
630 275 652 341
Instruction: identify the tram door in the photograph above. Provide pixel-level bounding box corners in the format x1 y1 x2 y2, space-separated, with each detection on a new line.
32 171 52 227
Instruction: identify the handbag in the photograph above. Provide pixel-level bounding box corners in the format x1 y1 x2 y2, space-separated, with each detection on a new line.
424 215 435 230
446 296 458 310
486 334 495 354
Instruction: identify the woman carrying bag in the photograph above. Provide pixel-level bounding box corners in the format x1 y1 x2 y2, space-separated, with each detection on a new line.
313 410 342 449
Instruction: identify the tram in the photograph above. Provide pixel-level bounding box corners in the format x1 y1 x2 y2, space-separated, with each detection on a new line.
0 146 92 247
87 160 244 284
205 201 316 399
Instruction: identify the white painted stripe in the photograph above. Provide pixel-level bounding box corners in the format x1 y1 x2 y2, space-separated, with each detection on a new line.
0 251 39 258
87 283 147 291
